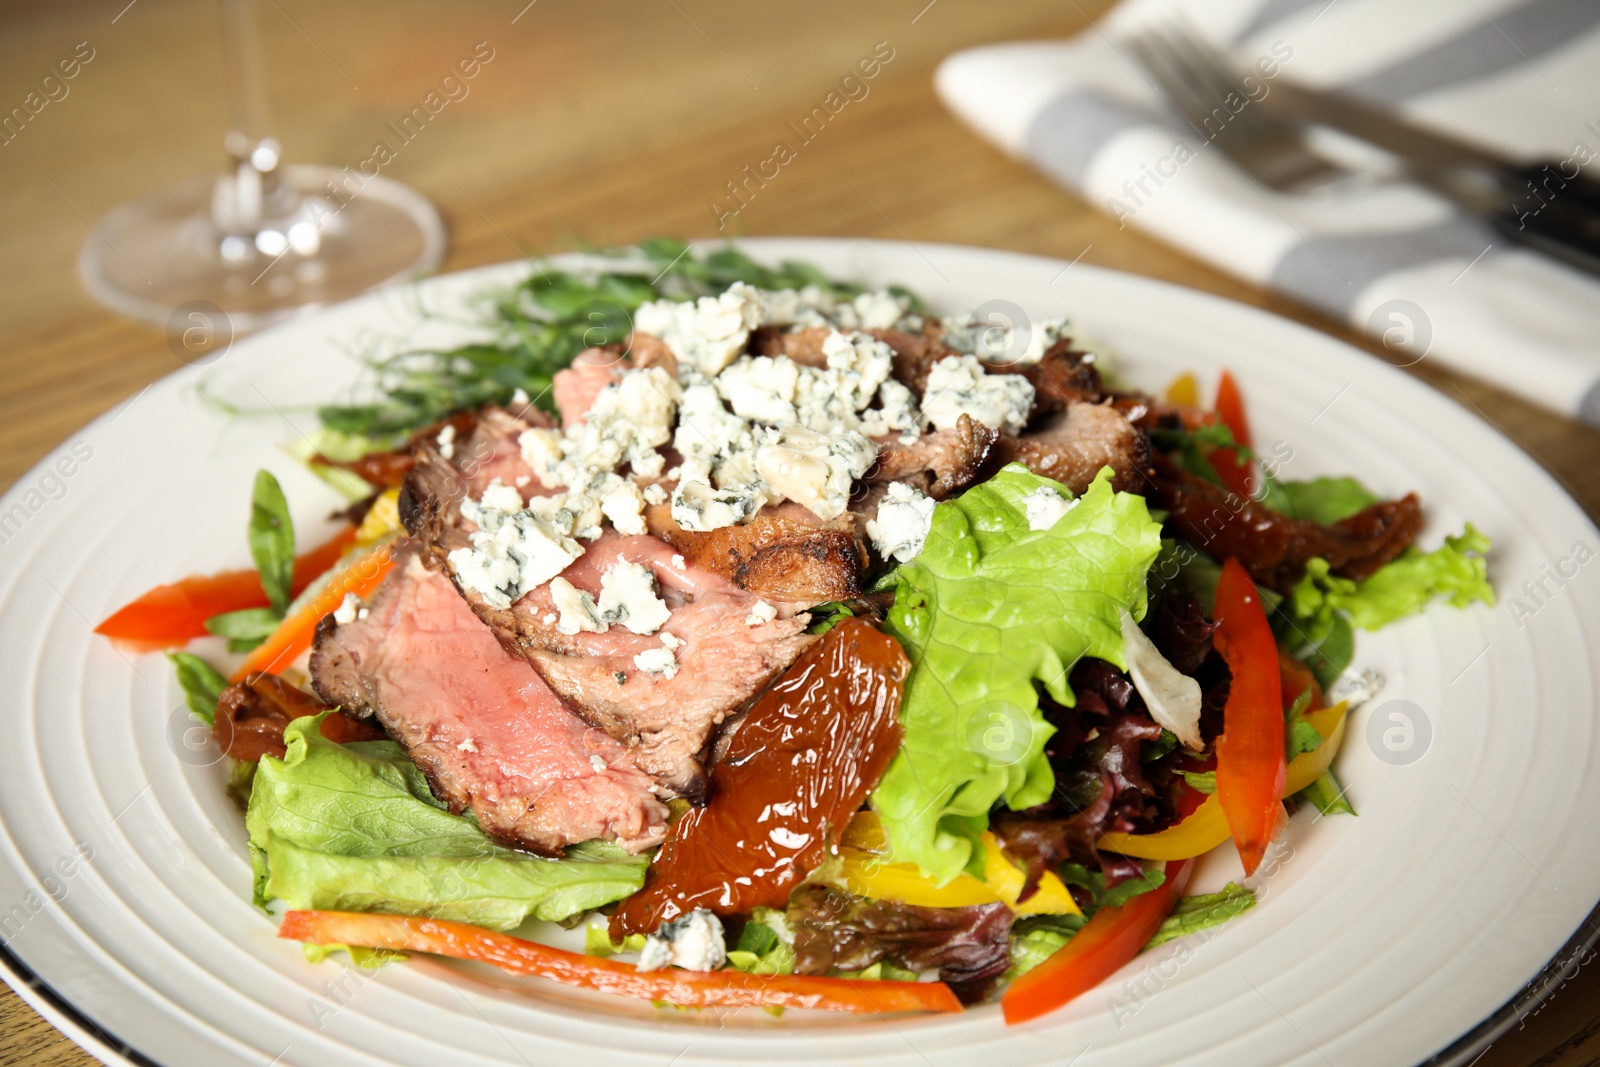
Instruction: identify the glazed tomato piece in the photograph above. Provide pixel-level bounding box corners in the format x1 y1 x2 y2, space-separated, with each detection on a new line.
611 618 907 936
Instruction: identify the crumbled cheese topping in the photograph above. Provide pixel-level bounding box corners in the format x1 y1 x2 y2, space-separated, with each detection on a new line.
753 425 877 522
478 478 523 513
670 554 686 571
550 562 671 636
633 645 679 679
867 482 936 563
943 314 1070 365
332 592 361 626
456 737 478 753
589 754 607 772
510 387 530 408
921 354 1036 435
1022 485 1076 531
435 423 456 460
634 283 764 378
448 490 584 610
597 562 671 635
745 600 777 627
636 909 727 972
549 577 606 635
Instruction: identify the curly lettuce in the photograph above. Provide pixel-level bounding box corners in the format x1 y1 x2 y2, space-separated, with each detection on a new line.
247 715 646 929
1290 524 1494 632
870 465 1163 885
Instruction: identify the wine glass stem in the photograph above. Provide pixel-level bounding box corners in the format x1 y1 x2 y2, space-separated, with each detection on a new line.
217 0 281 230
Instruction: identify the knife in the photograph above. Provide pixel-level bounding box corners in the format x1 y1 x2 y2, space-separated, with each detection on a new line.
1263 80 1600 277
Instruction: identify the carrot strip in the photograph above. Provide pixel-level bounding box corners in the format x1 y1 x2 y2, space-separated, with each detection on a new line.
279 911 962 1014
230 544 394 682
94 526 357 649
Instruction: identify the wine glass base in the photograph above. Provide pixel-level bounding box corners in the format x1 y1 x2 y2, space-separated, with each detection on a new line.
78 164 447 334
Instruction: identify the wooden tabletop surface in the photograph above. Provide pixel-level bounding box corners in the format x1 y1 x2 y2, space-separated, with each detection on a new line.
2 1 1598 1064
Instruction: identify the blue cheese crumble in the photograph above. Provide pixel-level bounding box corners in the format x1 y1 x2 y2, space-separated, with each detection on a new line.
636 909 727 973
634 283 764 378
550 562 671 636
1022 485 1077 531
920 354 1036 435
332 592 361 626
866 482 935 563
449 489 584 610
632 642 679 679
942 314 1071 364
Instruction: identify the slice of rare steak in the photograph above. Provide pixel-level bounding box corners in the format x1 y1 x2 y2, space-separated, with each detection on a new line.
399 434 817 803
310 552 669 854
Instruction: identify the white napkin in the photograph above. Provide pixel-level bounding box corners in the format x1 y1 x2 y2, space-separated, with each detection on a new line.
937 0 1600 427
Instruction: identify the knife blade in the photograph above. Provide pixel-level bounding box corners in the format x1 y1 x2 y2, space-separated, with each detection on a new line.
1263 80 1600 275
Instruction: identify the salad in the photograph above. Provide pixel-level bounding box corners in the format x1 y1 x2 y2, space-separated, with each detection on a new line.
97 241 1494 1021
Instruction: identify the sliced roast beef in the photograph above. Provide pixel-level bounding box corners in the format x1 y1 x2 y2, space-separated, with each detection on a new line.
748 325 831 367
998 341 1107 411
995 401 1152 495
642 500 864 604
310 552 669 854
553 347 626 429
401 439 817 802
866 414 997 501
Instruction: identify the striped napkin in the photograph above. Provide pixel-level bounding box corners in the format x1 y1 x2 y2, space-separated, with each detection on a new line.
937 0 1600 427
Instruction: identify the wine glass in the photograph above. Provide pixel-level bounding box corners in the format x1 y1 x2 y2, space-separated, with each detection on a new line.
78 0 446 335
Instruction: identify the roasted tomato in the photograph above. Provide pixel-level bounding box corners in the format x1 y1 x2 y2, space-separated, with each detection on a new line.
611 618 907 936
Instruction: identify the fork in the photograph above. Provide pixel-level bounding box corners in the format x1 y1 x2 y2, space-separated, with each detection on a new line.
1125 23 1345 193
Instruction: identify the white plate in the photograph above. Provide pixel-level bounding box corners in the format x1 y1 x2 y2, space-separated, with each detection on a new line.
2 239 1597 1067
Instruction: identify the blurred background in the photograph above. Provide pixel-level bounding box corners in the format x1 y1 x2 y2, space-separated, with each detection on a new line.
0 1 1596 1063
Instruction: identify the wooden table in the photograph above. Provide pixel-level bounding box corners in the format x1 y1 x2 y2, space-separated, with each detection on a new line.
2 2 1597 1064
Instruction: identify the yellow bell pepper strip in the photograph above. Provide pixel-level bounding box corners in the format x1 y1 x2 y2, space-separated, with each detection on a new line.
834 815 1080 915
1098 701 1348 861
1164 371 1200 408
354 488 402 546
1212 557 1286 877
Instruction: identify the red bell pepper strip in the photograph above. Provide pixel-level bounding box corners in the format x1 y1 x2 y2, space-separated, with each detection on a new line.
94 526 357 650
1211 369 1255 499
279 911 963 1015
230 544 395 683
1001 859 1192 1024
1278 649 1325 713
1212 558 1286 877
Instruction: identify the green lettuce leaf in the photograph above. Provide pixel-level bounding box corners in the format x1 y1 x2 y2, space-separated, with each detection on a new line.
871 466 1163 884
203 606 282 653
584 924 646 957
249 470 296 615
1144 883 1256 949
726 906 797 974
167 652 229 727
247 715 646 929
1273 477 1379 524
1297 771 1357 816
1290 524 1494 632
